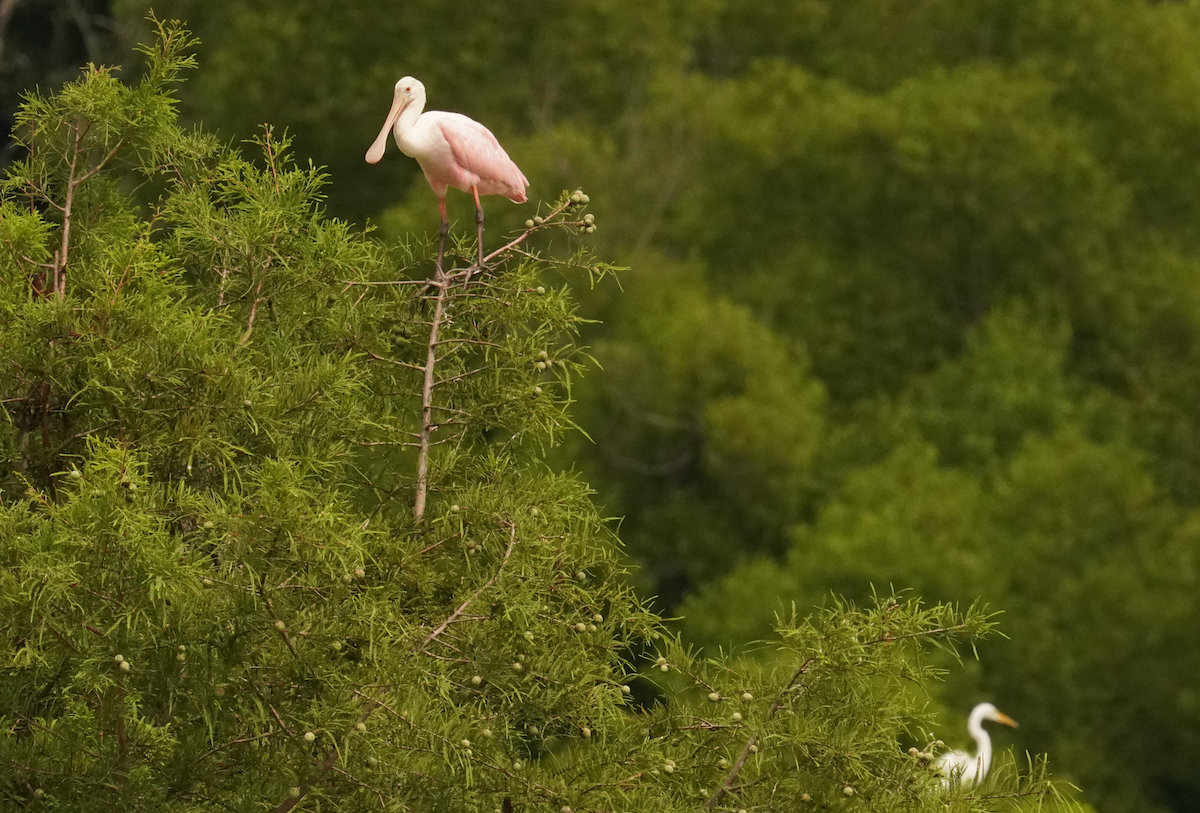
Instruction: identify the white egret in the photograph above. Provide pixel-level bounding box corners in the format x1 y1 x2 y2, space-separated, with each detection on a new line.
934 702 1018 787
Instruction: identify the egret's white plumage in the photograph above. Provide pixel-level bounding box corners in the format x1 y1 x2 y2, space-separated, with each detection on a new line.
366 77 528 272
934 702 1018 788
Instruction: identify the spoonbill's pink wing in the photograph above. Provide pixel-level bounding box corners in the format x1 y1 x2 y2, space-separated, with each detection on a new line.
435 114 529 203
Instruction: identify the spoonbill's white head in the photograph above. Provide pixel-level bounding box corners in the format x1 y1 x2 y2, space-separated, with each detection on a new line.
366 76 427 164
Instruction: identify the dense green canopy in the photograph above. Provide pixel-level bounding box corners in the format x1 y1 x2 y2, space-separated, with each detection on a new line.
4 2 1200 811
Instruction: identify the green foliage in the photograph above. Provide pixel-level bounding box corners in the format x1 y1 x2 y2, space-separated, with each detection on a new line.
12 1 1200 811
0 19 1062 813
684 424 1200 813
900 303 1124 470
564 260 826 601
671 59 1126 403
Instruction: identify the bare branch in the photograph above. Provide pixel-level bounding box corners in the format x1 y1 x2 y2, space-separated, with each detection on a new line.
52 123 84 298
414 271 449 519
50 119 124 298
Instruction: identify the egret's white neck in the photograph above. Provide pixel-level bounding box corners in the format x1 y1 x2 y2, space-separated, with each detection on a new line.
967 707 994 780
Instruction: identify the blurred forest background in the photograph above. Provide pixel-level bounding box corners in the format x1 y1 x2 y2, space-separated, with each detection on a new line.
4 1 1200 812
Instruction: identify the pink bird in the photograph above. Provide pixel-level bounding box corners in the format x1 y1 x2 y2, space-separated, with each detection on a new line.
366 76 529 274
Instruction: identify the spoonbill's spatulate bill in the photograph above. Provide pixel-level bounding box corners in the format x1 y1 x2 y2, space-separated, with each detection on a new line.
366 76 529 274
935 702 1018 788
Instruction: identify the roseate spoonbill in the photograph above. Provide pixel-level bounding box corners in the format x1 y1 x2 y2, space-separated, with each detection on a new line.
365 77 529 274
935 702 1018 787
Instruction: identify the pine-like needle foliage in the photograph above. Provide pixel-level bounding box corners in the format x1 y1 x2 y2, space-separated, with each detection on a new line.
1 18 1066 813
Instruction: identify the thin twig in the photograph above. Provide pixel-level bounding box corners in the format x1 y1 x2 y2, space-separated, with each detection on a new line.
479 197 575 266
271 526 518 812
339 277 430 287
705 656 817 809
239 277 266 346
430 366 486 388
416 524 517 651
